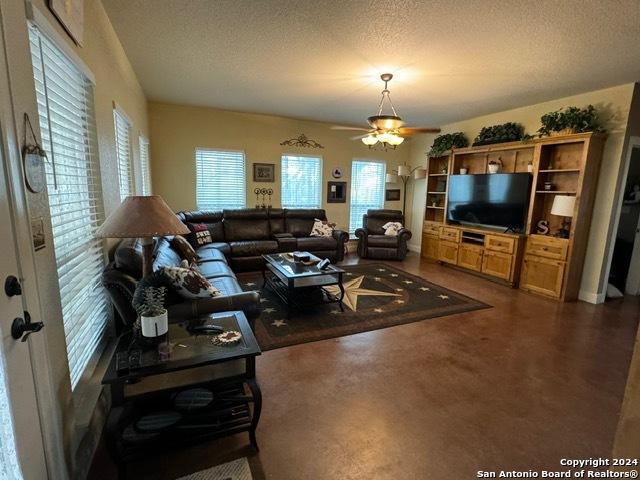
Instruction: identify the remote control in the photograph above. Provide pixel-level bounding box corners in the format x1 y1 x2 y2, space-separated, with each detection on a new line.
128 349 142 370
115 351 129 374
189 324 224 334
318 258 331 270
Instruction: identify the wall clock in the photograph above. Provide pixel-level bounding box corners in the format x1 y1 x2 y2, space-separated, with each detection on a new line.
332 167 343 179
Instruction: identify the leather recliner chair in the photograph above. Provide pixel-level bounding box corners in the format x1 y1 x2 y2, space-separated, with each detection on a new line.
355 209 412 260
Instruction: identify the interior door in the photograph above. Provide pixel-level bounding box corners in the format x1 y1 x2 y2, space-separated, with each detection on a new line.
625 214 640 295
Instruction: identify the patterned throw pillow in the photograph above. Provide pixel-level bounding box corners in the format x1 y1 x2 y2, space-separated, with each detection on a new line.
310 218 336 237
382 221 404 236
161 265 221 299
187 222 213 247
171 235 199 264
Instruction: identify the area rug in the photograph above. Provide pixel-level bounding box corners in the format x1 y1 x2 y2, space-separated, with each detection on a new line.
238 263 490 351
176 457 252 480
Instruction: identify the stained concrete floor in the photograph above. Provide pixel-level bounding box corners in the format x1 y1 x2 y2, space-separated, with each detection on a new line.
88 253 640 479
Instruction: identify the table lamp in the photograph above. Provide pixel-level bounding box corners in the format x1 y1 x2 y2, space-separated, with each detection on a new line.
95 195 189 277
550 195 575 239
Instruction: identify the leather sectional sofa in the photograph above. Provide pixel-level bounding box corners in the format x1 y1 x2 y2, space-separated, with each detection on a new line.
102 208 349 330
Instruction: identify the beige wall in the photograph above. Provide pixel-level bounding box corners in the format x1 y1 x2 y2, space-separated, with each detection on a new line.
3 0 148 476
149 102 412 232
408 83 637 302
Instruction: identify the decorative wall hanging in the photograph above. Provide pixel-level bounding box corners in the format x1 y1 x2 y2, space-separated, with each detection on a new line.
253 163 275 182
327 182 347 203
49 0 84 46
280 134 324 149
331 167 343 179
22 113 48 193
31 216 46 251
254 188 273 208
385 189 401 201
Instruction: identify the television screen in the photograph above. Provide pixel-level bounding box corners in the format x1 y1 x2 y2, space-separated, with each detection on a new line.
447 173 532 231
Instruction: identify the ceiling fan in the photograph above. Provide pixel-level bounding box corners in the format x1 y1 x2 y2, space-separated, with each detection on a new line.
331 73 440 149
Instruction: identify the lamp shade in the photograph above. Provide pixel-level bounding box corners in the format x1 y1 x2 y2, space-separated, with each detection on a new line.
550 195 575 218
413 167 427 179
95 195 189 238
397 165 411 176
386 173 399 184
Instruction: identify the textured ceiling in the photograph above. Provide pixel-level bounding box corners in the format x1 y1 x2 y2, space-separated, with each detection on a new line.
102 0 640 127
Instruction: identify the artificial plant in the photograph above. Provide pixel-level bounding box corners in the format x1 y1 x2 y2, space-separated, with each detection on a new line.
134 286 167 317
473 122 524 146
427 132 468 158
537 105 604 136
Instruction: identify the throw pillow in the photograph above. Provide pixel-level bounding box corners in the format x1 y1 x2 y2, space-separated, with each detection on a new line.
171 235 198 264
310 218 336 237
161 265 221 299
382 221 404 236
187 222 213 247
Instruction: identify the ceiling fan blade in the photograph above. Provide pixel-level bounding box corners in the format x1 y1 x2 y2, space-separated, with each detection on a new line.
330 125 369 131
398 127 441 135
350 133 369 140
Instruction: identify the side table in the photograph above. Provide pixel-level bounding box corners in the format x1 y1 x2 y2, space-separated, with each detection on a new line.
102 311 261 478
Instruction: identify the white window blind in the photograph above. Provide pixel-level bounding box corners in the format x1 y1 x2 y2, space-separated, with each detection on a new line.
29 25 109 389
196 149 246 209
281 155 322 208
349 160 386 232
114 109 133 200
139 136 151 195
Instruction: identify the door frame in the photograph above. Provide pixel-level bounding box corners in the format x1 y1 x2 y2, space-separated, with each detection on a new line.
0 0 68 477
624 145 640 294
601 136 640 300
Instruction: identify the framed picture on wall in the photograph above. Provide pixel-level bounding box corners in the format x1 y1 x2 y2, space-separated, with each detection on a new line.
49 0 84 46
385 189 401 201
253 163 275 182
327 181 347 203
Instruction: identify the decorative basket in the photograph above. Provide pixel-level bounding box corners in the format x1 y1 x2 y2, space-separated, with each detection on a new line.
550 128 577 137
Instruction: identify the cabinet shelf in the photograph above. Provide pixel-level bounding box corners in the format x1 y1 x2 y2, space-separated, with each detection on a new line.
426 206 445 210
427 191 446 194
538 169 580 173
535 190 577 195
428 173 448 177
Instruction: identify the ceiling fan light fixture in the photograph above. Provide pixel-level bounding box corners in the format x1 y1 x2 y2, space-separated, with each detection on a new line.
368 115 404 131
362 134 378 146
387 134 405 146
376 132 396 144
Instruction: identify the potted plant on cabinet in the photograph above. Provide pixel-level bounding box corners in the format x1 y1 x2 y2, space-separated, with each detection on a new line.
537 105 604 137
473 122 524 146
134 286 168 339
488 159 502 174
427 132 468 158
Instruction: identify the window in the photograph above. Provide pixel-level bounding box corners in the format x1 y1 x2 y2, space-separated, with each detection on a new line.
29 25 109 388
114 109 134 200
349 160 386 232
281 155 322 208
139 135 151 195
196 148 246 209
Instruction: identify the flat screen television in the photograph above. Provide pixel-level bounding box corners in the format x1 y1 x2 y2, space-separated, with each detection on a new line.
447 173 532 232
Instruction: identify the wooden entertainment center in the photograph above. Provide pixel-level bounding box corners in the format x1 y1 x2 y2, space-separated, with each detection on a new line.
420 132 606 301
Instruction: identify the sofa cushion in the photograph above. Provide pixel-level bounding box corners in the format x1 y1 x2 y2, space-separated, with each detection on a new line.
152 237 183 271
171 235 198 264
229 240 278 257
367 235 399 248
181 211 225 242
197 243 231 258
209 276 244 296
365 209 404 235
114 238 143 279
268 208 286 235
223 209 270 241
296 236 338 250
285 209 327 237
197 261 236 280
161 265 221 299
310 218 336 237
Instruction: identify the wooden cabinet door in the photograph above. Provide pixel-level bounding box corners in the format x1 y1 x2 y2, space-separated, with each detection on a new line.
458 244 483 271
520 255 565 298
481 251 513 281
438 240 459 265
421 234 439 260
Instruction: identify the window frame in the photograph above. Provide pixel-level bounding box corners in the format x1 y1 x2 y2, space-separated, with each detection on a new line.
195 147 247 210
280 153 323 209
113 104 135 201
139 134 151 195
349 159 387 233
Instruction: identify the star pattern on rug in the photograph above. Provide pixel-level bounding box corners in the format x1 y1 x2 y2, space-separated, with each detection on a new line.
402 280 413 284
324 275 400 311
262 307 276 314
438 294 449 300
373 308 384 313
390 274 399 277
420 287 431 291
245 282 256 286
395 288 404 292
374 276 382 281
377 268 386 272
395 299 405 304
259 298 269 303
271 319 287 327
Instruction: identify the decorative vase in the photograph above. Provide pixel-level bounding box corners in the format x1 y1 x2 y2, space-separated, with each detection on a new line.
460 168 468 175
141 310 168 338
488 163 500 174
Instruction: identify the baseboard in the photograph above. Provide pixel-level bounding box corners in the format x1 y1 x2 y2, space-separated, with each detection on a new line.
407 243 420 253
578 289 605 304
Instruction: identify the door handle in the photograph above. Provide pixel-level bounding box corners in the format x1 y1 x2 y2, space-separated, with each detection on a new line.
11 311 44 342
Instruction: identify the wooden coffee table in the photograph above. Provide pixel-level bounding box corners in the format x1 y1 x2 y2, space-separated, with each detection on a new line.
262 252 345 318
